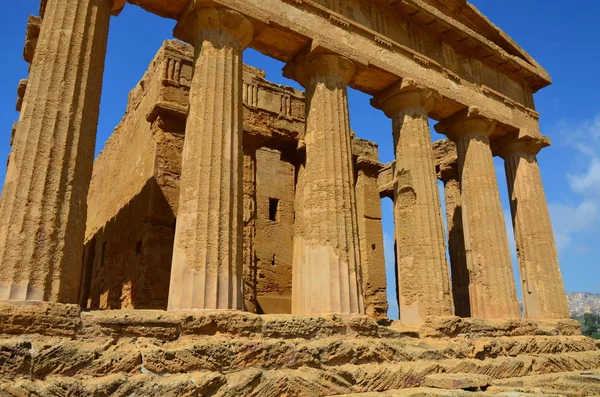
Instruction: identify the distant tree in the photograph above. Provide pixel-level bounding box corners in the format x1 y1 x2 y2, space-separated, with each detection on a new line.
582 313 600 338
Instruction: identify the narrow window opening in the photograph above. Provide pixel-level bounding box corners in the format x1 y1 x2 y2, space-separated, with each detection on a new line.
268 198 279 221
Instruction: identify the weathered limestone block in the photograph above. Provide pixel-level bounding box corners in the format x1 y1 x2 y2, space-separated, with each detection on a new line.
496 132 570 320
436 107 520 320
373 80 453 324
15 78 27 112
417 316 582 339
285 52 364 315
422 373 491 390
80 310 181 340
23 15 41 64
0 0 111 303
489 370 600 397
0 340 32 377
10 123 17 147
378 161 395 199
0 303 597 396
179 310 264 337
168 6 254 311
0 302 81 337
433 139 470 318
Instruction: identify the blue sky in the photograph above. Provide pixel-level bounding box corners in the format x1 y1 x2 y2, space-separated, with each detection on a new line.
1 2 598 317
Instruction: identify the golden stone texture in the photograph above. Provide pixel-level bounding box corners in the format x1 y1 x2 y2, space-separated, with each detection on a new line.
0 0 587 394
374 80 453 325
0 0 111 302
498 134 570 320
168 7 254 311
436 108 520 320
434 139 470 318
288 53 364 315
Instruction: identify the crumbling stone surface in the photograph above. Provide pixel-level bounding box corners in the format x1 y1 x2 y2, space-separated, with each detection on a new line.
417 316 582 339
0 305 598 396
422 373 491 390
0 303 81 338
332 388 569 396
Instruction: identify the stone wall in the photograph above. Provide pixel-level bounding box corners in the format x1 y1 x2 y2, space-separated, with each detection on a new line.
81 43 183 310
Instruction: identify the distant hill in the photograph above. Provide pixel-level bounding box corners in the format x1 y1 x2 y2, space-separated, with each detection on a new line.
568 292 600 317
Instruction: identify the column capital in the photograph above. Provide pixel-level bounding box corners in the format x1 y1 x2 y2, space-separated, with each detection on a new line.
174 5 254 49
494 130 551 159
371 79 441 118
435 106 497 141
283 50 355 88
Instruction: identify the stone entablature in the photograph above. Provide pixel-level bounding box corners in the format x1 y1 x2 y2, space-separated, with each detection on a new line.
128 0 546 137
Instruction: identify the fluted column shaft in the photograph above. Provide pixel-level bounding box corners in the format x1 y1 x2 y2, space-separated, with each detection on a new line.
289 53 364 315
373 82 453 324
499 138 569 319
168 7 253 311
0 0 111 303
355 160 388 320
439 165 470 317
436 109 520 319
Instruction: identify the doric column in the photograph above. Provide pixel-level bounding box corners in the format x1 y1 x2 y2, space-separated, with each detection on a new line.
355 156 388 320
433 139 470 317
373 80 453 324
497 132 570 319
168 6 254 311
285 52 364 315
0 0 112 303
436 107 520 319
439 165 470 318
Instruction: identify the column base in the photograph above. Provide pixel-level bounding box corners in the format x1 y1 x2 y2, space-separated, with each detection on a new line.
0 299 46 307
167 308 244 314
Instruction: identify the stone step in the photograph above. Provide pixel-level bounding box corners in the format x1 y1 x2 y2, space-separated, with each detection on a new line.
488 369 600 397
422 373 491 390
0 334 597 379
1 352 599 396
331 388 567 396
0 304 597 397
0 303 583 342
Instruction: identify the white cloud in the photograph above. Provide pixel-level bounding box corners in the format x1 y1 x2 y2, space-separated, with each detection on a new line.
549 115 600 251
568 158 600 197
549 200 599 251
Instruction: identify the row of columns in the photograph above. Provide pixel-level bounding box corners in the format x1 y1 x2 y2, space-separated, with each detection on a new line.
434 113 570 320
0 1 569 322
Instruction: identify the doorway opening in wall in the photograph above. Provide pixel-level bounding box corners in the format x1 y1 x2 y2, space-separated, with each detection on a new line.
268 198 279 221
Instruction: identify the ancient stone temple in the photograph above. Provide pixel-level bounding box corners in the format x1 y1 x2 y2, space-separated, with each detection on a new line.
1 0 599 395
